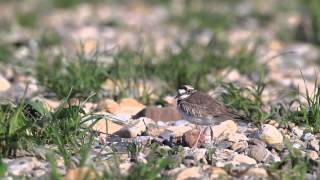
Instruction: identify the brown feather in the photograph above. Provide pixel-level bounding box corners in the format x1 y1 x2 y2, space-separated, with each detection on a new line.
178 91 242 119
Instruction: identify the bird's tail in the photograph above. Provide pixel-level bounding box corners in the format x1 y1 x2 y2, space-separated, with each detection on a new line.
227 111 250 122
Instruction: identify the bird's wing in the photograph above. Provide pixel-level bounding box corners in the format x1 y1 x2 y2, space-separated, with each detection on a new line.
181 92 230 117
183 92 247 120
179 100 208 117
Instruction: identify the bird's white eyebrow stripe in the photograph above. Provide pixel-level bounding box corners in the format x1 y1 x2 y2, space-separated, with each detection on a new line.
185 85 193 90
179 89 186 94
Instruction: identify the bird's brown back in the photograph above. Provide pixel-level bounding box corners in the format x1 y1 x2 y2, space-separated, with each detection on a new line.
178 91 242 119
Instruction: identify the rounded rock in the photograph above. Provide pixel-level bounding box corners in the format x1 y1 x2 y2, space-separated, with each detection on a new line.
0 75 11 92
292 127 304 138
245 168 268 178
205 167 228 179
233 154 257 165
308 139 319 151
258 124 283 146
183 129 206 148
307 150 318 160
249 145 272 162
231 141 248 152
176 167 202 180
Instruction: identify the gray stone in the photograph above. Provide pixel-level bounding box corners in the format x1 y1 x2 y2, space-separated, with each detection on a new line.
134 136 152 144
159 130 173 141
115 118 155 138
215 141 233 149
303 133 315 141
32 169 46 177
174 120 190 126
282 43 319 68
185 148 207 161
182 158 196 167
293 143 303 149
249 145 273 162
7 157 44 176
250 138 267 147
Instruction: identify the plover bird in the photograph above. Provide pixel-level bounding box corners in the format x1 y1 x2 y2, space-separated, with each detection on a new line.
175 85 245 148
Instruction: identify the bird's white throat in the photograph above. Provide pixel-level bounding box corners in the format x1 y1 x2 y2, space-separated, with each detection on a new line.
178 89 186 94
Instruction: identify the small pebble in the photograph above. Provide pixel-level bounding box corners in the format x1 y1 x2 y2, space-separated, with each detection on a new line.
303 133 315 141
308 139 319 151
307 150 319 160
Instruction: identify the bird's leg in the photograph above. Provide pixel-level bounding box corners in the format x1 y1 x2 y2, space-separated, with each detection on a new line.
209 126 214 143
209 126 221 147
213 128 226 146
192 127 203 149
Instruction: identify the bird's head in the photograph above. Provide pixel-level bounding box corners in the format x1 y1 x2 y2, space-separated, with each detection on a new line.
175 85 197 100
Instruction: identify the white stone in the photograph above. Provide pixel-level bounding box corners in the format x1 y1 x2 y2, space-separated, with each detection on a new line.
309 139 319 151
307 150 319 160
292 127 304 138
0 75 11 92
174 120 190 126
210 120 237 138
157 121 166 126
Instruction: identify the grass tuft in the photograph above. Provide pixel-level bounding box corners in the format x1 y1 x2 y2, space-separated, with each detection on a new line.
296 0 320 46
170 1 234 32
297 78 320 131
0 95 100 159
0 41 13 63
35 50 109 99
47 153 61 180
0 100 31 157
156 37 262 93
222 78 269 123
38 30 62 48
126 143 178 180
52 0 100 8
127 141 143 162
15 11 38 29
108 48 155 104
0 156 7 178
156 37 227 91
52 0 84 8
230 40 262 75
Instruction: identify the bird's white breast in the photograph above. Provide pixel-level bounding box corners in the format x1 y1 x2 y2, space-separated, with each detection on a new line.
177 106 216 126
